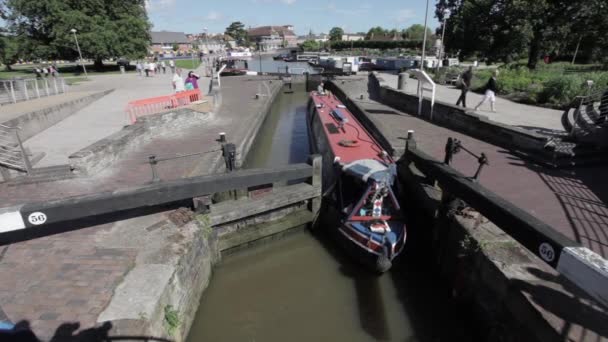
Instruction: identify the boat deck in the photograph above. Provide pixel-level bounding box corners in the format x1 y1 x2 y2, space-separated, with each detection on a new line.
310 92 392 165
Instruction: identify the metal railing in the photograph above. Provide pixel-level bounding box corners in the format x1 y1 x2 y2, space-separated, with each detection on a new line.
0 77 67 105
125 89 204 124
0 124 32 173
567 88 608 142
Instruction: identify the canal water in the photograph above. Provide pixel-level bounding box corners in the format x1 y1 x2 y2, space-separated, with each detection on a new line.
186 82 472 341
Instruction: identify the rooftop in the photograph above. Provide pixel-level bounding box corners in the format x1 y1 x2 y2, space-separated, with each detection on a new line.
150 31 189 44
248 26 296 37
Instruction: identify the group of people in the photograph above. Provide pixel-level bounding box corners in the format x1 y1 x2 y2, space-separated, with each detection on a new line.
136 59 176 77
33 65 59 78
455 66 500 113
171 68 200 93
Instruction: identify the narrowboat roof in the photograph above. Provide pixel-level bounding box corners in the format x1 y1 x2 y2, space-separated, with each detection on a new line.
310 92 393 166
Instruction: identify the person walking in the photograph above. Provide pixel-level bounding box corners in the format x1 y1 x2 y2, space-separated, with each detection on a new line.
172 68 185 93
160 60 166 74
169 59 175 74
474 70 499 112
185 71 200 90
136 61 143 76
144 61 150 77
456 66 473 108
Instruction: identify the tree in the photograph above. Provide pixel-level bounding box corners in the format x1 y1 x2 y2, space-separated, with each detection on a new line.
329 27 344 41
0 35 20 70
301 39 320 51
366 26 387 40
172 43 179 52
5 0 151 71
403 24 431 41
225 21 247 46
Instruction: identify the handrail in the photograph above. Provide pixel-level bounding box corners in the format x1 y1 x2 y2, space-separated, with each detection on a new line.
409 69 436 119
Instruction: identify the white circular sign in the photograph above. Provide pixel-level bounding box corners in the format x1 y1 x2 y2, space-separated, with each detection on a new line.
538 242 555 262
28 212 47 225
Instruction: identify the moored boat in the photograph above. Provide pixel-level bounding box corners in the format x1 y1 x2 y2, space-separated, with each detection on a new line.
218 57 249 76
307 89 406 272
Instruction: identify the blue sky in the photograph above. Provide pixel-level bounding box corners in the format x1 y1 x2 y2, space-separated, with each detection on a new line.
146 0 441 35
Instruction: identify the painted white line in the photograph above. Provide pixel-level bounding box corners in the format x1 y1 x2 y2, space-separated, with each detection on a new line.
557 247 608 307
0 208 26 233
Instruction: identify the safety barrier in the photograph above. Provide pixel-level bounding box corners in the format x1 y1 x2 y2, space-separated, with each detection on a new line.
125 89 203 124
0 77 67 105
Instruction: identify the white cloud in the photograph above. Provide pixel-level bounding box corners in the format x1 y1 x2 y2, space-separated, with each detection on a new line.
251 0 295 5
281 0 296 4
395 9 415 23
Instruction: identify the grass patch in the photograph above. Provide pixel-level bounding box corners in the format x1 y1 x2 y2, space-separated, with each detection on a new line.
174 59 201 70
164 305 180 336
0 62 136 80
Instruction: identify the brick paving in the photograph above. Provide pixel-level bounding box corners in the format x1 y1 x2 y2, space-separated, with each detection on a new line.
0 76 279 340
338 77 608 258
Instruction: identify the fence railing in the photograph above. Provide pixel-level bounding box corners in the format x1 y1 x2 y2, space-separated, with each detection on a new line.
0 77 67 105
125 89 204 124
0 124 32 173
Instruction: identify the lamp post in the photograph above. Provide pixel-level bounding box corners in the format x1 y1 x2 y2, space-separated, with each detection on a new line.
70 29 88 78
420 0 430 71
438 8 451 68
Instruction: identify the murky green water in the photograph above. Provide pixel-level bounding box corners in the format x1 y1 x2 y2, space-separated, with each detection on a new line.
186 85 469 342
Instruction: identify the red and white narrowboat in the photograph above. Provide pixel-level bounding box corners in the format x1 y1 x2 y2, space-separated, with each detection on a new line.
307 89 406 272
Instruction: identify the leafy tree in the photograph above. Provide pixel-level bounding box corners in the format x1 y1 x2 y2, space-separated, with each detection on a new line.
329 27 344 41
0 35 20 70
5 0 151 70
172 43 179 52
301 39 320 51
403 24 432 41
366 26 387 40
225 21 247 46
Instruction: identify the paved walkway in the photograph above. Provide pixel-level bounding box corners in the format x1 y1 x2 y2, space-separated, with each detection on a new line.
0 77 280 340
377 72 565 132
23 63 211 167
338 77 608 258
0 92 99 124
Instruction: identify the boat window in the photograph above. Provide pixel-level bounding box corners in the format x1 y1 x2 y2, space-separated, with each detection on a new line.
340 174 365 214
348 183 400 220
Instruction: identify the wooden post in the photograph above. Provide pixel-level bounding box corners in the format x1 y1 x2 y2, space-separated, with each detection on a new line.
308 154 322 218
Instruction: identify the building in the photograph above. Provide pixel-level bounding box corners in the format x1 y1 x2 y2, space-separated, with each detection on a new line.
341 34 365 41
150 31 192 55
247 25 297 51
198 39 226 54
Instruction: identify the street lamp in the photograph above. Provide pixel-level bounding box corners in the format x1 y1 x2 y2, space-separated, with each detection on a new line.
70 29 88 78
420 0 430 71
438 8 451 67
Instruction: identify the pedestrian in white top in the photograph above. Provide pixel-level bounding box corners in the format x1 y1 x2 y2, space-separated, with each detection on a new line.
150 62 156 75
172 68 185 93
169 59 175 74
160 60 166 74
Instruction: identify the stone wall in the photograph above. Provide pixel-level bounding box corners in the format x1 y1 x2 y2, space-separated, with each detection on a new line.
369 73 552 156
399 160 608 341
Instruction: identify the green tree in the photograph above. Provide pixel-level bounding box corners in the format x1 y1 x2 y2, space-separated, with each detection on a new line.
0 35 20 70
225 21 247 46
172 43 179 52
329 27 344 41
403 24 431 41
301 39 320 51
366 26 387 40
5 0 151 70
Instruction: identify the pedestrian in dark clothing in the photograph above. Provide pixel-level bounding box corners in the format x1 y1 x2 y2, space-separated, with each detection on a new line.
475 70 499 112
456 66 473 108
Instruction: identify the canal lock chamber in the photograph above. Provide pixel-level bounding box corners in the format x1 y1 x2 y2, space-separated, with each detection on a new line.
185 74 479 342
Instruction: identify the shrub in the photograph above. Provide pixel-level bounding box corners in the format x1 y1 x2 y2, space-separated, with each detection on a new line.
537 76 584 106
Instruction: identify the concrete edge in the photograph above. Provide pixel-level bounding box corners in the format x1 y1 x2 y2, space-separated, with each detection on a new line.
68 108 210 175
3 89 114 141
557 247 608 307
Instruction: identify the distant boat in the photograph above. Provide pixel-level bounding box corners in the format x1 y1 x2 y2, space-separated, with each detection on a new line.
227 49 253 58
273 53 291 60
218 57 249 76
307 90 406 272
